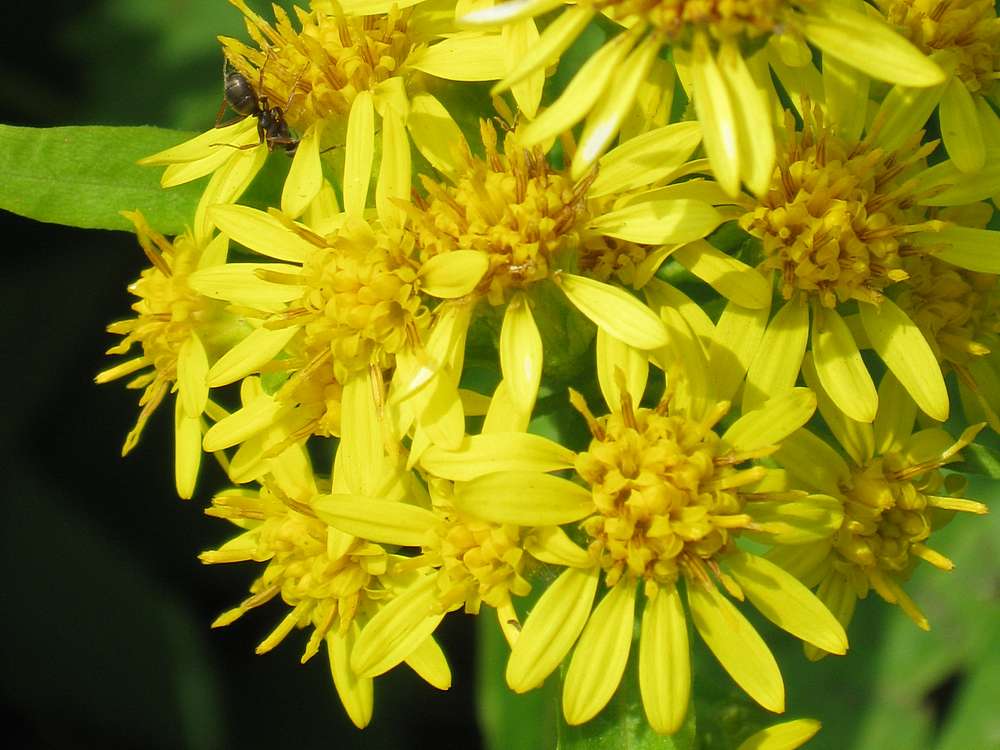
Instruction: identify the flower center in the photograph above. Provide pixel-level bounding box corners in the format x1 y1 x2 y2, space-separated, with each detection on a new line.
296 222 429 382
740 106 942 307
221 3 416 132
596 0 783 44
410 122 591 305
886 0 1000 93
895 255 1000 366
202 483 390 659
573 394 754 592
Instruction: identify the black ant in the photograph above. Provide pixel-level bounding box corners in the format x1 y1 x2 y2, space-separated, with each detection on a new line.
215 58 300 156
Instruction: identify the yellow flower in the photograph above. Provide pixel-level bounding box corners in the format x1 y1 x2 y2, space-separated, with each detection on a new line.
142 0 513 224
737 718 822 750
729 73 1000 426
462 0 945 195
426 335 847 733
404 111 772 421
95 211 240 498
895 250 1000 431
879 0 1000 172
769 365 989 648
201 380 452 728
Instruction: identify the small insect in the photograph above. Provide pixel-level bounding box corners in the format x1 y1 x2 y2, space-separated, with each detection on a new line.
215 58 300 156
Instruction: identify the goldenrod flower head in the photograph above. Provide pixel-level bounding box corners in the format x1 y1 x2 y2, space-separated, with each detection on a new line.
411 120 592 306
883 0 999 94
741 105 941 309
440 344 847 732
96 211 237 498
771 368 989 644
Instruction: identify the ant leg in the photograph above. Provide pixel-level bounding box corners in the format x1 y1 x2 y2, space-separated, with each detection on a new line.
209 141 263 151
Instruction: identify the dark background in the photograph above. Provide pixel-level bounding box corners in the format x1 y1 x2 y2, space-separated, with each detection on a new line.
0 1 480 747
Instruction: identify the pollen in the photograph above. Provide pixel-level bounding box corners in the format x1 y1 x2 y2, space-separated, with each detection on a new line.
896 255 999 366
740 105 944 308
571 389 759 596
408 121 591 306
885 0 1000 93
220 0 416 133
202 480 390 661
598 0 781 44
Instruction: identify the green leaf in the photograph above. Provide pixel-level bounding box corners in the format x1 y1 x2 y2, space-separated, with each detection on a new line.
949 441 1000 479
557 632 696 750
0 124 203 233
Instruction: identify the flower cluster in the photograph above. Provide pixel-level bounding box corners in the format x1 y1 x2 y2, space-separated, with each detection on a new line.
99 0 998 743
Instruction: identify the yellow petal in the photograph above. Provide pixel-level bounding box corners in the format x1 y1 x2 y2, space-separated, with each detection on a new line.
138 118 255 165
344 91 375 217
654 303 712 418
206 325 299 387
420 432 575 480
420 250 489 298
407 92 469 182
940 77 985 173
871 75 949 152
500 293 543 412
590 121 702 198
524 526 591 568
596 328 649 413
563 582 636 725
726 551 848 655
490 6 595 93
187 262 305 309
708 298 771 403
810 304 878 423
461 0 566 25
376 104 410 228
177 332 209 418
912 226 1000 273
743 299 809 413
639 585 690 735
690 32 740 196
587 199 724 245
404 637 452 690
327 626 374 729
822 51 869 142
859 298 948 422
209 204 318 262
736 718 822 750
203 394 286 452
799 5 945 87
723 388 817 454
409 32 507 81
454 471 595 526
572 32 662 177
873 370 917 455
801 353 875 467
914 147 1000 205
313 495 437 546
193 145 267 244
744 494 844 545
557 273 670 350
773 427 851 494
281 122 323 219
519 23 637 147
673 240 771 309
505 20 543 119
507 566 600 692
716 38 775 196
351 575 446 678
687 581 785 713
643 278 715 349
173 399 201 500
